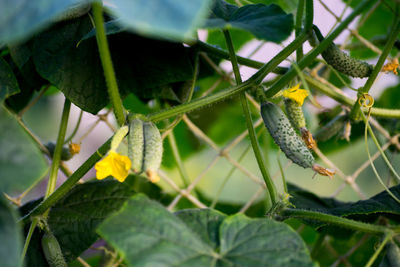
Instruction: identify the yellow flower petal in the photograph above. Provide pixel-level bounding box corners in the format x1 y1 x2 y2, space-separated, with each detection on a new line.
282 83 309 106
95 151 131 182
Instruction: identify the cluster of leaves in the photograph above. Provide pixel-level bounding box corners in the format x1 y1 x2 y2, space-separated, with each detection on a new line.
1 0 400 266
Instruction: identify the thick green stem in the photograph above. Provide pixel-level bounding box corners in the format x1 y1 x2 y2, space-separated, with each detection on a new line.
92 2 125 126
45 99 71 198
305 75 400 118
223 29 277 207
149 29 308 123
282 208 391 234
350 11 400 120
21 138 112 224
265 0 376 98
295 0 305 61
21 218 38 261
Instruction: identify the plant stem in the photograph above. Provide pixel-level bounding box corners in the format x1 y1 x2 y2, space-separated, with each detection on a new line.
282 208 391 234
20 218 38 261
223 29 277 207
350 10 400 120
295 0 305 61
92 1 125 126
149 28 308 123
64 110 83 144
265 0 376 98
194 41 287 74
45 99 71 198
305 75 400 118
366 233 392 267
21 138 112 224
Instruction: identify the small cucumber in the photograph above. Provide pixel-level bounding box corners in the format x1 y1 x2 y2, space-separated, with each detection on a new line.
128 118 163 182
45 142 72 161
41 232 67 267
284 98 306 130
143 122 163 182
313 25 373 78
128 119 144 173
111 126 129 151
261 101 314 168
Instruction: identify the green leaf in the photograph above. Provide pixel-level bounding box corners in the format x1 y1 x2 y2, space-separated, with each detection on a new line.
0 57 19 102
174 209 227 249
204 0 294 43
258 0 298 13
206 28 254 51
47 179 136 262
0 199 23 267
98 194 314 266
0 0 91 44
33 16 194 113
105 0 212 41
0 106 47 193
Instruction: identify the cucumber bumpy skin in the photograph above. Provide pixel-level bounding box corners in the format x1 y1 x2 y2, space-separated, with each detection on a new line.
386 241 400 266
261 101 314 169
128 119 163 182
41 232 67 267
284 98 306 130
143 122 163 182
312 25 373 78
128 119 144 173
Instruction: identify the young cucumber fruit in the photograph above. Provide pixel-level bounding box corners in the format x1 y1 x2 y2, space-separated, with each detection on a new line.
128 119 163 182
41 232 67 267
284 98 306 130
312 25 373 78
261 101 314 168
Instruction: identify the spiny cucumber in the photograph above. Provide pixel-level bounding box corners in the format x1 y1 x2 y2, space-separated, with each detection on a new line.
284 98 306 130
312 25 373 78
128 119 144 173
261 101 314 169
143 122 163 182
128 118 163 182
41 232 67 267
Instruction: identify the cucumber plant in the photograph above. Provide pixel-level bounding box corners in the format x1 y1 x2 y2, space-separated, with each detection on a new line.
1 0 400 267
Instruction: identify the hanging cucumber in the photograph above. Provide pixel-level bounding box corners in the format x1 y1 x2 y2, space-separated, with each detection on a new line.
312 25 373 78
41 231 67 267
128 118 163 182
261 101 334 177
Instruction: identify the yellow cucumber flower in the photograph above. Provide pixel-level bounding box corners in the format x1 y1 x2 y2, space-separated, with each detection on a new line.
95 151 131 182
282 83 309 106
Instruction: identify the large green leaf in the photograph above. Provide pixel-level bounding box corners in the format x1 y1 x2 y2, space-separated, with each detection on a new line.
47 179 136 262
204 0 293 43
33 16 194 113
0 199 23 267
0 106 47 193
0 57 19 102
98 194 314 266
105 0 212 41
0 0 91 44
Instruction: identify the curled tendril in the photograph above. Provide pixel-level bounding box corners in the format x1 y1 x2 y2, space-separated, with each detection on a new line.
358 93 374 108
